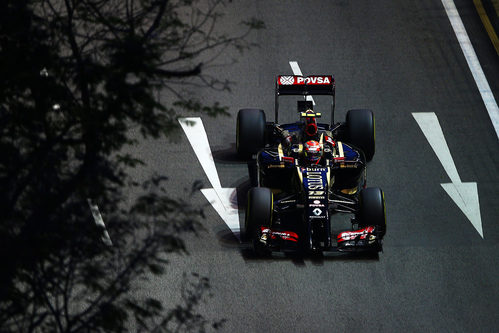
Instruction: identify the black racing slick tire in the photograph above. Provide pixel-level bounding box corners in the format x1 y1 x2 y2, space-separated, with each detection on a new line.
236 109 266 159
357 187 386 237
346 109 375 161
245 187 273 255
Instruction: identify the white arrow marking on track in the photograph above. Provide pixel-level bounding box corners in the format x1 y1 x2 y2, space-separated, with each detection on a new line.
179 118 240 240
289 61 315 105
412 112 483 238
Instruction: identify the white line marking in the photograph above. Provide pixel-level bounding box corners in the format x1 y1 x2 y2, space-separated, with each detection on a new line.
289 61 304 76
179 117 227 210
179 118 241 240
441 0 499 139
289 61 315 105
413 112 483 238
87 199 113 246
179 118 222 189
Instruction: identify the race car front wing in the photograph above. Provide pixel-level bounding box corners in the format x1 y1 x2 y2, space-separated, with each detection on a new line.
255 225 382 253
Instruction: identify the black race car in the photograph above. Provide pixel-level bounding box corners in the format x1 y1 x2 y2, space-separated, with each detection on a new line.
236 75 386 255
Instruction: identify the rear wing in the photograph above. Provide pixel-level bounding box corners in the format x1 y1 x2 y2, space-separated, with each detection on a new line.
276 75 335 95
275 75 336 124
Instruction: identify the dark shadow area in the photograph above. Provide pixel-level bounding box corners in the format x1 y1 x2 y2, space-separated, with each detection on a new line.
215 228 243 248
0 0 263 331
240 247 380 266
212 144 249 164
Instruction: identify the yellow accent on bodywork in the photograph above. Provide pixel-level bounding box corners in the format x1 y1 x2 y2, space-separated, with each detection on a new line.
340 187 358 195
278 143 284 161
326 167 333 188
296 166 303 184
337 141 344 158
301 112 321 117
337 141 345 168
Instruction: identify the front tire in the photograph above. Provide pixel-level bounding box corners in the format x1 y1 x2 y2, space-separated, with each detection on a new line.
245 187 273 255
346 109 375 161
236 109 266 159
357 187 386 237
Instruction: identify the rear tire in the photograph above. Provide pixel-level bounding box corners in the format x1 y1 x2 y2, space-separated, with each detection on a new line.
245 187 273 256
236 109 266 159
346 109 375 161
357 187 386 237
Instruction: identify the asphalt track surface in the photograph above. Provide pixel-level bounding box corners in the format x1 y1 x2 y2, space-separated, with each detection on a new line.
128 1 499 331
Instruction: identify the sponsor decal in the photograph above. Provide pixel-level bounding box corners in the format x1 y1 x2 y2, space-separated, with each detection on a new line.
278 76 332 85
309 204 325 208
337 226 375 241
339 163 358 169
309 215 327 219
313 200 321 204
306 171 324 190
296 76 331 85
309 191 324 195
271 231 298 239
279 200 296 204
325 136 335 146
261 227 299 242
312 208 322 216
279 76 295 85
309 196 326 200
306 167 327 171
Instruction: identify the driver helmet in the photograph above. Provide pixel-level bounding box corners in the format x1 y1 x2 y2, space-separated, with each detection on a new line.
304 110 318 137
304 140 323 165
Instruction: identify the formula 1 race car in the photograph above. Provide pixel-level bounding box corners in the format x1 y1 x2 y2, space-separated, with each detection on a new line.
236 75 386 255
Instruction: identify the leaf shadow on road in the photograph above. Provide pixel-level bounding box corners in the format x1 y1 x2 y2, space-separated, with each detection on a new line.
0 0 266 330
